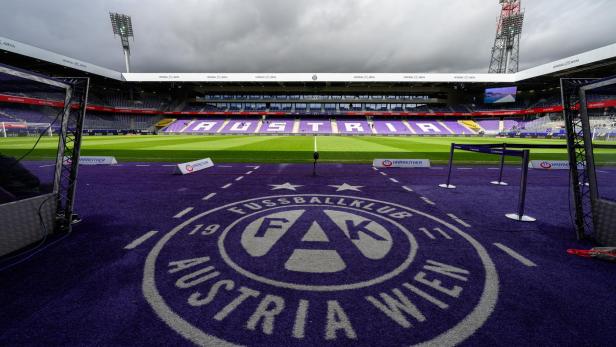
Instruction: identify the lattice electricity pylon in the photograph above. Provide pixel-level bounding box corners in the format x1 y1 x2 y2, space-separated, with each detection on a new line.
560 78 597 240
488 0 524 73
55 77 89 233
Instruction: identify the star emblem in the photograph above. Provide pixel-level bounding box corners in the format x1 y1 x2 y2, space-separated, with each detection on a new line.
269 182 303 191
329 183 364 192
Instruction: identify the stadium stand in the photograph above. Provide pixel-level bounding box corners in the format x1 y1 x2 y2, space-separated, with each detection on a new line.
84 113 162 131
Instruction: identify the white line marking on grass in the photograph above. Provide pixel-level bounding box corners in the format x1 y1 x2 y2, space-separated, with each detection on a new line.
402 186 414 192
174 207 194 219
39 164 55 168
314 136 318 152
245 171 254 175
235 176 244 181
373 167 379 171
433 227 452 240
254 166 261 170
221 183 233 189
380 172 388 176
430 167 444 170
418 227 435 239
162 164 176 167
124 230 159 250
136 164 151 167
493 243 538 267
218 165 233 168
202 193 216 201
487 167 500 170
421 197 436 205
457 167 472 170
447 213 471 227
389 178 400 183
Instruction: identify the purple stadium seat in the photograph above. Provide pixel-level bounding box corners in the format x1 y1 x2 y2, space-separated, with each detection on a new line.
298 120 333 134
372 120 412 134
219 120 259 134
259 119 295 134
184 119 225 133
406 120 450 134
477 120 500 132
164 119 193 133
337 120 371 134
441 121 474 134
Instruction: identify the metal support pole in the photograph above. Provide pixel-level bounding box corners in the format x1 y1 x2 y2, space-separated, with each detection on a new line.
312 151 319 177
439 142 456 189
123 49 131 73
506 149 535 222
491 143 508 185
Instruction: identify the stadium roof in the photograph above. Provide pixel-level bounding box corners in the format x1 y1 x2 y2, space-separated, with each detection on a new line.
1 35 616 84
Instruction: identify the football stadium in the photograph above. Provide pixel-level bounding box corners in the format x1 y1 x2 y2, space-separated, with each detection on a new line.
1 1 616 345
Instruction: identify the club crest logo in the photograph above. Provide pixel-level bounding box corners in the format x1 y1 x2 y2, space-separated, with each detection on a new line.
143 195 498 346
540 161 552 169
185 165 194 172
382 160 393 167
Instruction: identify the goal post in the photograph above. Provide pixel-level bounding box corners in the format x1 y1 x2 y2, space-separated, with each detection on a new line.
562 76 616 245
0 63 88 256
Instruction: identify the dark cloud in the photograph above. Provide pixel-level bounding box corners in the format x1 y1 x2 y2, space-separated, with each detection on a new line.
1 0 614 73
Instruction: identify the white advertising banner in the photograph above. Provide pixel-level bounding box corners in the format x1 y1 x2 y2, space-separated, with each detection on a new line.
64 156 118 165
529 160 583 170
175 158 214 175
373 159 431 168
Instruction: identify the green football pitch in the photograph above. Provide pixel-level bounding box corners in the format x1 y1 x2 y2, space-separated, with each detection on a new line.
1 135 616 164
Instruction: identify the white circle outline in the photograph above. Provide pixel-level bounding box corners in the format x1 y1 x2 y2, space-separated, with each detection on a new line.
218 205 418 291
142 194 499 347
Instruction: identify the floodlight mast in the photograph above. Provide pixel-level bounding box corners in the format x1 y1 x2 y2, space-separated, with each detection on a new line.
109 12 134 73
488 0 524 74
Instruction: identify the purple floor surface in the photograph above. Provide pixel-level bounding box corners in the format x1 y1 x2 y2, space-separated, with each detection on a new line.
1 162 615 346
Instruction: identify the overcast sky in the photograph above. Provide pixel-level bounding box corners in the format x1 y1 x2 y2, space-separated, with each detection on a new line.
1 0 615 73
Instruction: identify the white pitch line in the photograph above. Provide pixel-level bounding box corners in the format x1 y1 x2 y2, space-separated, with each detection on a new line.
124 230 159 250
162 164 176 167
389 178 400 183
421 197 436 205
221 183 233 189
202 192 217 201
457 167 472 170
402 186 414 192
174 207 194 219
245 171 254 175
433 227 452 240
235 176 244 181
136 164 151 167
447 213 471 228
373 167 379 171
314 136 318 152
380 172 388 176
39 164 55 168
218 165 233 168
493 243 538 267
430 167 444 170
487 167 500 170
418 227 435 240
